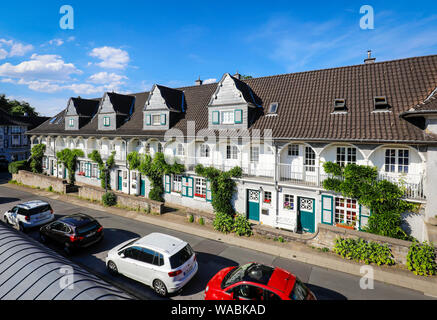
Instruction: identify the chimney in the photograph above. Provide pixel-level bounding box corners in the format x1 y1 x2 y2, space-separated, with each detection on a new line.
195 76 203 86
364 50 376 64
233 71 242 80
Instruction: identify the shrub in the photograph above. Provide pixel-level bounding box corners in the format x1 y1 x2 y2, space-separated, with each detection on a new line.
47 186 53 192
333 237 395 266
188 215 194 223
406 241 437 276
198 217 205 225
102 192 117 207
232 214 253 237
8 160 28 174
213 212 234 234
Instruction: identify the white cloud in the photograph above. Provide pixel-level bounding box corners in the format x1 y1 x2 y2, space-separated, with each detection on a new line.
89 46 130 69
0 39 34 57
89 72 127 84
0 49 7 60
0 54 82 81
48 39 64 47
203 78 217 84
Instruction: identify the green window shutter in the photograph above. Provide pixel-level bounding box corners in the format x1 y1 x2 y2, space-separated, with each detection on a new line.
145 114 151 126
182 176 188 197
161 114 167 125
206 180 212 202
212 111 220 125
164 175 171 193
187 177 194 198
104 117 110 127
235 109 243 124
85 163 91 178
321 195 333 225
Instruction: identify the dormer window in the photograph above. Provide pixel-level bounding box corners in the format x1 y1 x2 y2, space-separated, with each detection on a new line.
374 96 389 111
333 99 347 112
268 102 279 114
103 117 110 127
68 118 74 127
222 111 235 124
152 115 161 126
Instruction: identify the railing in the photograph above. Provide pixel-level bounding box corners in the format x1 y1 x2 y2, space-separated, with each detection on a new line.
279 163 321 187
378 172 425 200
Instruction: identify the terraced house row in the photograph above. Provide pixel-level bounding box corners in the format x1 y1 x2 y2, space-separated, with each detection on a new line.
27 54 437 241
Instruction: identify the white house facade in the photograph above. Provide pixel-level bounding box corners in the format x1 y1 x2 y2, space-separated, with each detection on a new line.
27 55 437 242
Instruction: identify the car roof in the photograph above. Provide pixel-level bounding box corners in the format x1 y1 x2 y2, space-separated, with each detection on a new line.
59 213 95 227
267 267 296 295
16 200 50 210
134 233 186 256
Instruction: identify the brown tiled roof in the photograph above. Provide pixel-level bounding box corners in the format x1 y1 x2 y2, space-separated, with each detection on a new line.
411 95 437 112
28 54 437 144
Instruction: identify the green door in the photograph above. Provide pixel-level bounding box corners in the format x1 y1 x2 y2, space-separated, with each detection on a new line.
50 160 54 175
117 171 123 191
298 197 315 233
140 176 146 197
247 190 260 221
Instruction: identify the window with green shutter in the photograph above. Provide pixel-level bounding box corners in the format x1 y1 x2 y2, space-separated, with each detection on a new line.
321 195 333 225
103 117 110 127
161 114 167 125
235 109 243 124
164 175 171 193
145 114 151 126
212 111 220 124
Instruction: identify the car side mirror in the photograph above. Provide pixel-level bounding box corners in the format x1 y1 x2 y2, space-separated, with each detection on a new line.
119 252 125 258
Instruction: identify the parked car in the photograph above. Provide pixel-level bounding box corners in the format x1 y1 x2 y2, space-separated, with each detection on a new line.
204 262 316 300
3 200 55 232
39 213 104 255
106 233 198 297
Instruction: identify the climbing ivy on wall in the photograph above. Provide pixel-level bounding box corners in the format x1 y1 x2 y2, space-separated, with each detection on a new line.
88 150 116 190
127 151 184 202
195 165 242 216
56 148 84 185
29 143 46 174
322 162 416 240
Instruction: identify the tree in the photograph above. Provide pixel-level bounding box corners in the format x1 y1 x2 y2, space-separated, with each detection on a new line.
195 165 242 216
322 162 415 240
88 150 116 191
0 94 39 117
29 144 46 174
56 149 84 185
128 151 184 202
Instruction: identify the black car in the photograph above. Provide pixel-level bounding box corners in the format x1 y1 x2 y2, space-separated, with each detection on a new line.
39 213 104 254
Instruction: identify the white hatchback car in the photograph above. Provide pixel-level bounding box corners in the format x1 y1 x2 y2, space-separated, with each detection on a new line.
3 200 55 232
106 233 198 296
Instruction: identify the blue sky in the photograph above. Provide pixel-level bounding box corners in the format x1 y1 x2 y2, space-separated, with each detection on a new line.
0 0 436 116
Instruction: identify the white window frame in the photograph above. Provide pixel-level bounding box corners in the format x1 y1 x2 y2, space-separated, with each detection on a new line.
334 197 359 227
283 194 294 210
69 118 74 127
152 114 161 126
221 111 235 124
263 191 272 205
288 144 299 157
195 178 207 199
172 175 183 193
200 144 210 158
336 147 357 167
385 149 409 173
176 143 185 157
250 146 260 163
226 145 238 160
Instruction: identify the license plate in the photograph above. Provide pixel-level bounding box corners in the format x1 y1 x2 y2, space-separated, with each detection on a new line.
184 264 193 276
86 231 96 238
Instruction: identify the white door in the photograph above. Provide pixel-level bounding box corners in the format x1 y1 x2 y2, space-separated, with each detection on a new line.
118 247 143 281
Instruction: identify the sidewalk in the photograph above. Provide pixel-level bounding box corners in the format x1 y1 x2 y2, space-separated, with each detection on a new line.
4 181 437 298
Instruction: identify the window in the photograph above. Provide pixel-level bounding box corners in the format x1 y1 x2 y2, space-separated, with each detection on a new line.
172 175 182 193
305 147 316 172
157 143 163 153
267 103 279 114
176 143 185 156
169 244 194 269
374 96 389 110
288 144 299 157
333 99 347 112
263 191 272 204
152 115 161 125
222 111 235 124
138 248 155 264
11 126 21 134
195 178 206 198
200 144 210 158
336 147 357 167
334 197 358 227
250 146 259 162
103 117 110 127
92 164 99 178
385 149 409 173
226 145 238 160
283 194 294 210
69 118 74 127
12 135 20 147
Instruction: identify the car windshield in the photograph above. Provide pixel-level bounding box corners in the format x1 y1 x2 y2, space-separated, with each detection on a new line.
222 263 274 289
290 278 309 300
119 238 140 253
169 244 194 269
76 221 100 235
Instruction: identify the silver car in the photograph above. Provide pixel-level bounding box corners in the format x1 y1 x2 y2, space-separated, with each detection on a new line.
3 200 55 232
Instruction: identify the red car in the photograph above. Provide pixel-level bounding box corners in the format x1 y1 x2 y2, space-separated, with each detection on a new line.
204 263 316 301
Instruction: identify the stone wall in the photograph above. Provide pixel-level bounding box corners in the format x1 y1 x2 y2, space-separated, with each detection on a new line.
13 170 69 194
78 184 163 215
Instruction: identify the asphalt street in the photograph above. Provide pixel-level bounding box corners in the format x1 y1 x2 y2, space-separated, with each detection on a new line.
0 179 434 300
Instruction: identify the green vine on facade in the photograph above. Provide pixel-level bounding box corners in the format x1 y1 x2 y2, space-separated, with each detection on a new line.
30 143 46 174
56 148 84 185
88 150 116 190
195 165 242 216
127 151 184 202
322 162 415 240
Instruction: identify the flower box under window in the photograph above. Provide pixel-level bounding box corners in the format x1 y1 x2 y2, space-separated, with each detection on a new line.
195 193 206 199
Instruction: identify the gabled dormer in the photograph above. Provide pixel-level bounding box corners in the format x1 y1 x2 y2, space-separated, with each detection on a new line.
64 97 100 131
208 73 260 130
143 84 185 131
97 92 136 131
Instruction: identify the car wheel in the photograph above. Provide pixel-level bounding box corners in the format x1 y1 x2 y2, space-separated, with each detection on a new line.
107 261 118 275
63 243 72 255
153 279 168 297
3 215 10 225
18 223 26 233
